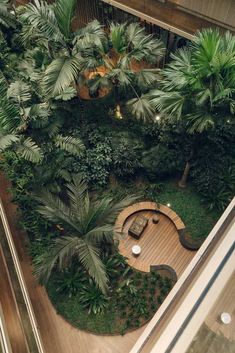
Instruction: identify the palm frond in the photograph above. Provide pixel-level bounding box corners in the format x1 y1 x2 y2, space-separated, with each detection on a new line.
76 238 108 293
7 80 32 104
0 98 20 132
54 134 84 156
20 0 62 43
135 69 160 90
54 0 76 39
42 56 81 97
0 4 17 28
127 95 155 121
36 189 78 229
110 22 126 54
186 112 215 133
34 235 80 282
17 137 43 163
150 90 185 119
66 173 88 219
0 132 19 151
42 115 64 137
54 86 77 101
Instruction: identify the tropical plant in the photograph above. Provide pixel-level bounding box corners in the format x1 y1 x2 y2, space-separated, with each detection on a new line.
79 279 109 314
76 21 164 120
20 0 165 117
54 268 86 297
0 131 43 163
34 174 138 293
19 0 81 98
0 0 17 28
0 75 84 161
148 29 235 186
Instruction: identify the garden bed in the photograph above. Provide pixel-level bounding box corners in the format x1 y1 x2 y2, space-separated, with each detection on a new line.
47 265 174 335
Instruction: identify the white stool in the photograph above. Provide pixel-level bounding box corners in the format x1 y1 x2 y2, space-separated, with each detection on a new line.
132 245 141 256
220 312 232 324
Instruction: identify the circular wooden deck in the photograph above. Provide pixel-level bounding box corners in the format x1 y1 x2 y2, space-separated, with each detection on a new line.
116 202 195 278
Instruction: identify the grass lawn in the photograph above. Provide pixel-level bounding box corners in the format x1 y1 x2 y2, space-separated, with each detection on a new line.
155 181 219 239
102 179 219 240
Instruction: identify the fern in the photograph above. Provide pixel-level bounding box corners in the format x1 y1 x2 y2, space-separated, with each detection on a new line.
54 135 84 156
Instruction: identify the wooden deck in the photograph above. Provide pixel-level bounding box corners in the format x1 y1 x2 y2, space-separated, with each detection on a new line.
117 202 195 277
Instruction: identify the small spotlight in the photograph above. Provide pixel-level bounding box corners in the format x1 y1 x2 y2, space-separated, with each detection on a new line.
227 119 230 123
155 114 161 122
167 203 171 207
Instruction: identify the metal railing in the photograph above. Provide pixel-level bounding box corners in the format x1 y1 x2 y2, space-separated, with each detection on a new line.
0 199 45 353
0 304 12 353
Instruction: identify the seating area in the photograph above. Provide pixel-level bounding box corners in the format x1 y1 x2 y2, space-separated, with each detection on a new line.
129 215 148 239
116 202 196 277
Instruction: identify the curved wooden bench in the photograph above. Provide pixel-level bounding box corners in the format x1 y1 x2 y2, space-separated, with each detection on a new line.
179 229 203 251
150 264 178 283
115 201 186 234
116 201 195 276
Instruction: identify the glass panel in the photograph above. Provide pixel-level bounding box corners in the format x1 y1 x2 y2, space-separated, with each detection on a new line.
186 272 235 353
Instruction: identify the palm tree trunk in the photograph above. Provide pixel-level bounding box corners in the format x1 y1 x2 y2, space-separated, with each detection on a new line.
178 161 191 188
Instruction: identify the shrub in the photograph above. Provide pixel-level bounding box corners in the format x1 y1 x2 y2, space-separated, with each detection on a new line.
79 280 109 315
53 269 86 297
142 145 181 180
111 134 143 177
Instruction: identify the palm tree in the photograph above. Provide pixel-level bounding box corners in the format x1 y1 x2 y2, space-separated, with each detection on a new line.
0 0 17 28
0 75 44 162
34 174 138 293
76 21 164 120
20 0 81 98
20 1 164 118
149 29 235 186
0 75 84 161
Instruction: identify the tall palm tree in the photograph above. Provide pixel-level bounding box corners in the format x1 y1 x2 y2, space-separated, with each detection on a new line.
34 174 138 293
0 75 84 161
76 21 164 120
20 0 81 98
20 1 164 118
149 29 235 186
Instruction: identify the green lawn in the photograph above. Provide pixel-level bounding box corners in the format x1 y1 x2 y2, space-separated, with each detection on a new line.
155 182 219 239
102 180 219 240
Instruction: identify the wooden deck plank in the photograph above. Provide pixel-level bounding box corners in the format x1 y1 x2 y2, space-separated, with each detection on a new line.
117 203 195 278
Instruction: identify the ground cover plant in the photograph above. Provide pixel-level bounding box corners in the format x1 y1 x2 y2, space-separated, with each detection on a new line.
0 0 234 336
47 254 174 335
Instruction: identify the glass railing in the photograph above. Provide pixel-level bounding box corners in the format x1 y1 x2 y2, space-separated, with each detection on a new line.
0 304 12 353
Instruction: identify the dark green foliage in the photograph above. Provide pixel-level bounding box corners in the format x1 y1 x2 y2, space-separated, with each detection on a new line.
46 257 174 334
111 135 143 177
54 269 86 297
79 280 109 315
142 145 182 180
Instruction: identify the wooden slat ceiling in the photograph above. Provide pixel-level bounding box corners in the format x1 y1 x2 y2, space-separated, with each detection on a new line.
102 0 234 40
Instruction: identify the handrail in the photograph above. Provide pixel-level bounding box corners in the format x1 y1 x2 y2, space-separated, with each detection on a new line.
0 199 45 353
0 303 12 353
130 197 235 353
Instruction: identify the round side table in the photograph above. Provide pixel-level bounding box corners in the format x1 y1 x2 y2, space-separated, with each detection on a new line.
220 312 232 324
132 245 141 256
